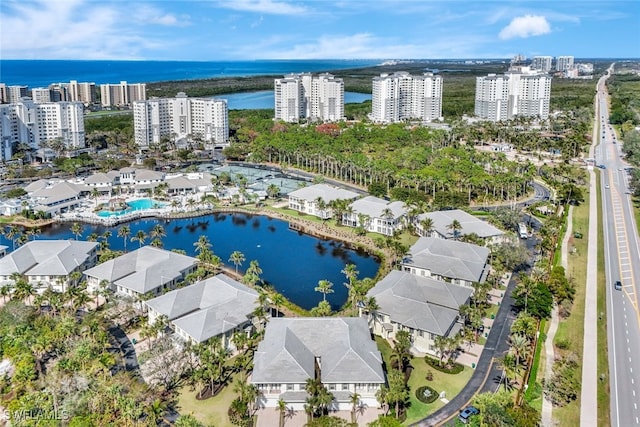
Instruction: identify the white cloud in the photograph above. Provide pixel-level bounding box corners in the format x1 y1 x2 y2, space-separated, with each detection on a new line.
499 15 551 40
135 5 191 27
0 0 176 59
232 32 494 60
218 0 309 15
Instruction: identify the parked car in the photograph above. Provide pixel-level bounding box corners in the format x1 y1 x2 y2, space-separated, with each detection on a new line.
459 406 480 424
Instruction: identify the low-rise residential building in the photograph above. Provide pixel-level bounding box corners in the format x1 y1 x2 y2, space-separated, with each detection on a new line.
415 209 505 244
402 237 490 286
364 270 472 355
343 196 407 236
0 199 24 216
29 181 85 216
251 317 385 410
83 246 198 299
0 240 99 292
287 184 359 219
145 273 260 346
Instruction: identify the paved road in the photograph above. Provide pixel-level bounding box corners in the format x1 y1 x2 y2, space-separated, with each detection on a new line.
411 234 538 426
108 325 141 374
595 64 640 427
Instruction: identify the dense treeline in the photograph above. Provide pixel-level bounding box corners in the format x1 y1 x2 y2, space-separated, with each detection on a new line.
606 73 640 125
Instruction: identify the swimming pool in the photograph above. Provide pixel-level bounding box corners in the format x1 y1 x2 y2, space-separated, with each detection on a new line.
97 199 166 217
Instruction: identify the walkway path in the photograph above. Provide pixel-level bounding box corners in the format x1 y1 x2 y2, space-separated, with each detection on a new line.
541 205 573 426
579 102 600 426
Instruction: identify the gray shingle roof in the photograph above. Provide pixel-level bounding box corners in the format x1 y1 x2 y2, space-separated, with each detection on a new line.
403 237 490 283
0 240 98 277
84 172 115 185
367 270 472 336
145 274 259 343
288 184 359 203
417 209 503 239
252 317 385 384
84 246 197 294
350 196 406 219
30 181 83 205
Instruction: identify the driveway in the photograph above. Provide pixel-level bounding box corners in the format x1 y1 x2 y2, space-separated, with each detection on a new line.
411 235 537 426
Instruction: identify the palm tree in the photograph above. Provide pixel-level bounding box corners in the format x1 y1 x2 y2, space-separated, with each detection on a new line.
349 392 361 424
131 230 147 248
276 398 287 427
270 293 286 317
229 251 246 274
363 296 379 328
314 280 334 301
150 224 166 242
70 222 83 241
117 225 131 252
509 333 530 367
419 217 434 237
447 219 463 240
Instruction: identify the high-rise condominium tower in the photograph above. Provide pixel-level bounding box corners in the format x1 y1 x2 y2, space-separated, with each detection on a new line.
100 81 147 108
532 56 553 73
371 72 443 123
133 92 228 148
274 73 344 122
0 99 85 160
475 67 551 122
555 56 574 72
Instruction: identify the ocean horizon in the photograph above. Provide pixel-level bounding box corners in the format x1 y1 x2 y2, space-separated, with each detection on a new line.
0 59 381 88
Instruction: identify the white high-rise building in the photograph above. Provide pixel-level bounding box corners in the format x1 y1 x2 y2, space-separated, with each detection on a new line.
0 99 85 160
371 72 442 123
474 74 510 122
555 56 574 72
531 56 553 73
31 88 52 103
133 92 228 148
67 80 96 104
475 67 551 122
274 73 344 122
100 81 146 107
6 86 29 103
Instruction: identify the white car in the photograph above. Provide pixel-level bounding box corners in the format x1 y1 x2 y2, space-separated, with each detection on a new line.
605 184 610 189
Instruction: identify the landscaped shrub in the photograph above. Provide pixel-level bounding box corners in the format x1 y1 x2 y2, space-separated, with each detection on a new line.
415 385 439 404
424 356 464 374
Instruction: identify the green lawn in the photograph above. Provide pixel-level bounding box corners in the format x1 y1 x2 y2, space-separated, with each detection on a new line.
374 336 473 425
176 370 243 427
596 174 610 427
553 190 590 425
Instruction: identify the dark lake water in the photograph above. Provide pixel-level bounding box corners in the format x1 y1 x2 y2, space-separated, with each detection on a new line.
3 213 380 311
218 90 371 110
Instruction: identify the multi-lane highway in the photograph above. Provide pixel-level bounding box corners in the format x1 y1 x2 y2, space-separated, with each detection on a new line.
595 64 640 427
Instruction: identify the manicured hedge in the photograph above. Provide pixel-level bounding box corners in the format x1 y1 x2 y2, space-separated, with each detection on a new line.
424 356 465 374
415 385 439 404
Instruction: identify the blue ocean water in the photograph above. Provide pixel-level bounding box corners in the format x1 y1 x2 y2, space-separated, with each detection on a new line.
0 59 380 88
219 90 371 109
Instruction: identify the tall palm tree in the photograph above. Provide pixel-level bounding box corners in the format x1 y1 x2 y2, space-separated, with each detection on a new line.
117 225 131 252
447 219 463 240
229 251 246 274
314 280 334 301
276 398 287 427
509 333 530 367
131 230 147 248
70 222 83 241
350 392 361 424
419 217 434 237
150 224 166 242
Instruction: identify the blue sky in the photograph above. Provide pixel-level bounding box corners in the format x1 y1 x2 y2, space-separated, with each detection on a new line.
1 0 638 60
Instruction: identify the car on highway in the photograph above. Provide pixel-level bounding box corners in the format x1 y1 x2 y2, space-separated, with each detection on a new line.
605 184 610 189
615 280 622 291
459 406 480 424
598 164 606 169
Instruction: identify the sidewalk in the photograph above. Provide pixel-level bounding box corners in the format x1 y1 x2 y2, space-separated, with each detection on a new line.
541 205 572 426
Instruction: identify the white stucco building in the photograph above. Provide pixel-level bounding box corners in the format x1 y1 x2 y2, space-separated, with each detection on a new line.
274 73 344 122
252 317 385 411
100 81 146 107
371 72 443 123
474 67 551 121
133 92 229 148
0 98 85 160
